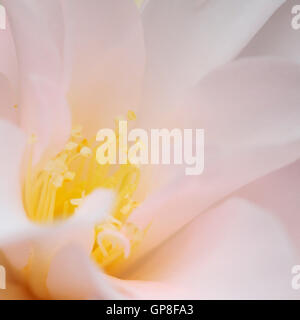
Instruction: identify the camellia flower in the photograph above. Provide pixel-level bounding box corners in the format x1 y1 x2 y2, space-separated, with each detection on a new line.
0 0 300 299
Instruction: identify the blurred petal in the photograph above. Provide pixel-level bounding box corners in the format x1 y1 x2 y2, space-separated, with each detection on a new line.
61 0 145 136
0 18 18 100
0 73 18 124
108 277 187 300
128 198 300 299
126 58 300 267
141 0 284 105
47 244 187 299
3 189 115 299
0 120 35 245
2 0 71 160
47 245 122 299
239 159 300 253
241 0 300 65
0 119 37 275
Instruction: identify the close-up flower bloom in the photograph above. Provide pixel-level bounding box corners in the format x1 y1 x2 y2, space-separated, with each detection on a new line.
0 0 300 300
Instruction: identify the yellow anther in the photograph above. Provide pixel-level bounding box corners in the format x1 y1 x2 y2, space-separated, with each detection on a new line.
70 191 85 207
80 146 92 158
106 216 122 227
97 230 131 259
64 171 75 181
24 119 142 272
70 198 83 207
127 110 136 121
71 125 83 138
13 104 18 110
65 141 78 151
124 222 144 242
120 202 133 215
51 174 64 188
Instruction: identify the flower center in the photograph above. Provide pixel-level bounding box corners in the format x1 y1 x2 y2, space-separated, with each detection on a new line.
23 111 143 270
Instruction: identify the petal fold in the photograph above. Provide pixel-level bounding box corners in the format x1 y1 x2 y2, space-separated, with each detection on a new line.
241 0 300 65
127 58 300 266
142 0 284 104
61 0 145 136
129 198 300 299
2 0 71 160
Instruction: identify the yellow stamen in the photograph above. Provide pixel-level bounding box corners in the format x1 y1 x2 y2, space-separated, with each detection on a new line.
65 141 78 151
80 146 92 158
127 110 137 121
23 116 144 271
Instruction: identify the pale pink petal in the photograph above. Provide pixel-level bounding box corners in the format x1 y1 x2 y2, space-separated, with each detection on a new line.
0 119 38 272
47 244 187 299
239 159 300 253
109 277 188 299
2 189 115 298
0 19 18 100
2 0 71 160
0 120 35 244
71 189 115 225
0 73 18 124
241 0 300 65
47 245 123 299
0 124 114 298
61 0 145 136
22 76 71 162
141 0 284 105
126 58 300 266
128 198 300 299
